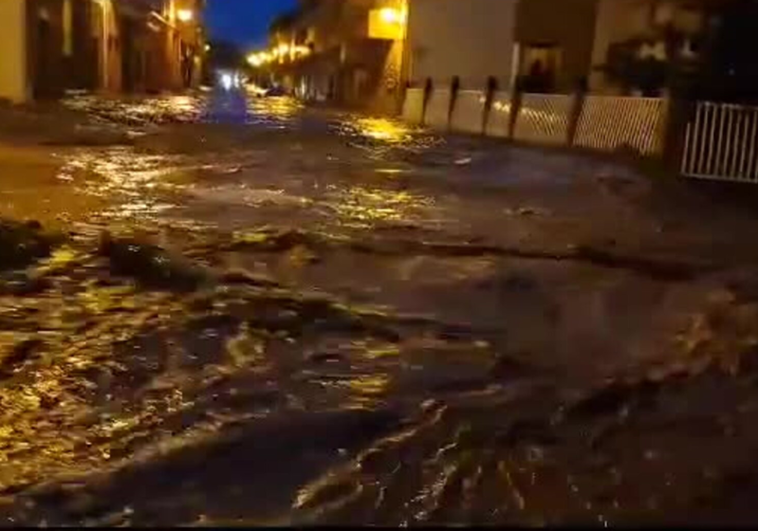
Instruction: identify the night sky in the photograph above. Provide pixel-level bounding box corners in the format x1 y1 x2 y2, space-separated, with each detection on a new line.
205 0 297 49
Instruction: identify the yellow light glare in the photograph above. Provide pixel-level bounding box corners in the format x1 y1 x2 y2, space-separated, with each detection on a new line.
355 118 409 142
379 7 406 25
176 9 194 22
293 45 311 57
247 51 272 67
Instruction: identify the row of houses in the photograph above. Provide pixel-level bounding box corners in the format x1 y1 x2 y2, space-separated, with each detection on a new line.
252 0 407 115
0 0 206 104
258 0 750 114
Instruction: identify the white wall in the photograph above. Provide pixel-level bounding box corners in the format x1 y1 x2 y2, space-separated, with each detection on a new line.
0 0 29 103
407 0 518 91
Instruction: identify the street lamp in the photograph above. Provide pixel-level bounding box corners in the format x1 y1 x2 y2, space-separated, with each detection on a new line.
177 9 194 23
247 53 264 67
379 7 407 25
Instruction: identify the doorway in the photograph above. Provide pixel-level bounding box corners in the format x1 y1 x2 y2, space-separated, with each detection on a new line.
519 44 562 93
33 6 61 99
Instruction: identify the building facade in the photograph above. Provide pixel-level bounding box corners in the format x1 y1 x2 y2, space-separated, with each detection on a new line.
261 0 408 115
406 0 727 96
589 0 710 96
0 0 205 103
262 0 603 104
405 0 518 92
253 0 736 110
514 0 598 93
404 0 599 93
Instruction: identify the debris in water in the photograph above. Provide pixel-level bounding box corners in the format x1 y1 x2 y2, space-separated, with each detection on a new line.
0 219 61 270
98 232 208 290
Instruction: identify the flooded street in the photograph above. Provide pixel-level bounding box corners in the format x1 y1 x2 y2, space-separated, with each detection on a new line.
3 89 758 525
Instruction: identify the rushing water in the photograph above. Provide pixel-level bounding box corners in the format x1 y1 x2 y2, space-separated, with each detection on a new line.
2 89 758 526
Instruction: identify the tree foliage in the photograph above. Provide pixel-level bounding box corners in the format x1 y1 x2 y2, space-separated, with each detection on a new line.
602 0 758 103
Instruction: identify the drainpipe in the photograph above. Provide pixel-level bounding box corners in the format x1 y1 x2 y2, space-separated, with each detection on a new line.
421 77 433 126
482 76 498 136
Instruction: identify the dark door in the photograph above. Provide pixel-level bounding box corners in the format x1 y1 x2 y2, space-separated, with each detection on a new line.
120 18 136 92
34 16 58 99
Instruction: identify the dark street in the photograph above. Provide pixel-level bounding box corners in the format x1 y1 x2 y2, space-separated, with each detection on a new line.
3 88 758 525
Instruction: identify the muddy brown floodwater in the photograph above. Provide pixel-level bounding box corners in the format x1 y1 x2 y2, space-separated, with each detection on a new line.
3 89 758 526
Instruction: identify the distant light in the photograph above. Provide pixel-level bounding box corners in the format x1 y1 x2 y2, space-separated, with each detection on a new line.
248 84 269 97
294 45 311 57
247 54 263 67
177 9 193 23
220 73 233 91
380 7 407 25
278 44 290 55
204 44 211 52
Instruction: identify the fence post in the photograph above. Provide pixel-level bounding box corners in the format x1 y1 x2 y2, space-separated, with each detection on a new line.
567 78 587 147
660 95 693 174
447 76 460 133
421 78 433 126
508 81 523 140
482 76 498 136
398 81 410 118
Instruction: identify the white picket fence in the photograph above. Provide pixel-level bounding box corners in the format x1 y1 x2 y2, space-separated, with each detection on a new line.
401 88 425 125
681 101 758 183
575 96 665 156
485 91 513 138
399 87 758 184
423 89 452 130
403 88 665 155
450 90 488 135
513 94 574 146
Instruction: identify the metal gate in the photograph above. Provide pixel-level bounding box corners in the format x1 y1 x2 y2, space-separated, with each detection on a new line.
681 101 758 182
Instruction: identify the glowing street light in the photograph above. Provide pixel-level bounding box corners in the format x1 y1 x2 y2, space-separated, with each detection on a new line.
294 45 311 57
246 44 310 68
379 7 407 25
177 9 194 23
220 73 233 90
247 53 264 67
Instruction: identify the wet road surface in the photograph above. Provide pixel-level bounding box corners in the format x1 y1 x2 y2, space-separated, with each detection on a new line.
3 89 758 525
